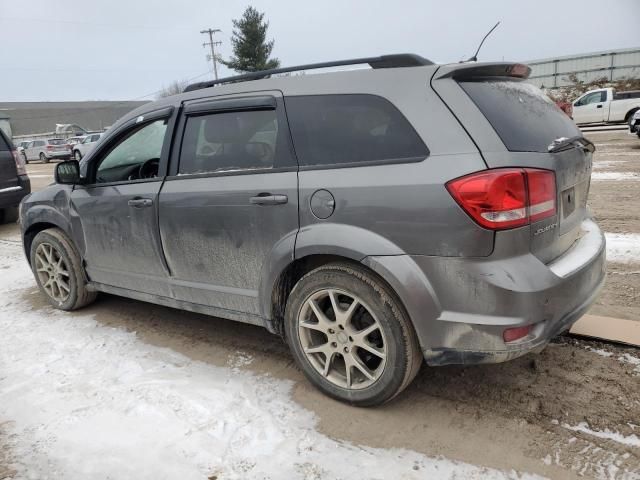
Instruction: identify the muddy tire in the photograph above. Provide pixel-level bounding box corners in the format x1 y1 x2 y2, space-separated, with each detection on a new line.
30 228 96 311
284 262 422 407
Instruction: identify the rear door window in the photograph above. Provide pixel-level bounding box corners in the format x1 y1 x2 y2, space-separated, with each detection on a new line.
285 94 428 167
459 80 581 153
179 108 293 174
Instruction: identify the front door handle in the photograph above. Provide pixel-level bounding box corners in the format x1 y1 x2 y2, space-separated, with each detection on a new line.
596 104 603 108
250 193 288 205
128 197 153 208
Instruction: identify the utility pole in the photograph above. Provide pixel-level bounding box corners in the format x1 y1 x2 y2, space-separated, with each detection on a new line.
200 28 222 80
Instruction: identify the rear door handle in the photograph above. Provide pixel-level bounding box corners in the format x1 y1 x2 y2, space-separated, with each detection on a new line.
128 197 153 208
250 194 288 205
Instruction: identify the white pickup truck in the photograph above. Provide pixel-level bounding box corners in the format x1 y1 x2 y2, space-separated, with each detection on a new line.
571 88 640 125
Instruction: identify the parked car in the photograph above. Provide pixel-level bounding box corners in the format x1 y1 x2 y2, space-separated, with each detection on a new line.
65 136 86 153
22 138 71 163
16 140 31 154
20 55 605 406
0 129 30 223
629 109 640 137
572 87 640 125
72 133 102 160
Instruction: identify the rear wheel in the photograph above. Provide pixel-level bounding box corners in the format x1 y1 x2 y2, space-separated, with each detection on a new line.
284 262 422 406
39 152 49 163
30 228 97 310
21 152 28 164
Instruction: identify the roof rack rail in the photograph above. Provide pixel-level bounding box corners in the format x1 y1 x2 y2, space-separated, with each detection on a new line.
183 53 434 92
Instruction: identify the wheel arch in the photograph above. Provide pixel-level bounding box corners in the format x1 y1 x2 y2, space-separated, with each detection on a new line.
625 107 639 123
22 208 73 264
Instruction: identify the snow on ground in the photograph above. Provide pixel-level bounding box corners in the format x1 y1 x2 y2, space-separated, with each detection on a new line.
561 423 640 449
0 243 539 480
591 172 640 181
605 233 640 264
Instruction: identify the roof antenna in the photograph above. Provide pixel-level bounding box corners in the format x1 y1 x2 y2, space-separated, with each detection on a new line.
466 21 500 62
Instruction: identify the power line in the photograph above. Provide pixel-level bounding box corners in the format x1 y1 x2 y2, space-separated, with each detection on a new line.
200 29 222 80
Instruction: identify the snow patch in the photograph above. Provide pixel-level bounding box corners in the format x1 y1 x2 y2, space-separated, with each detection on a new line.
561 423 640 448
0 243 538 480
585 347 614 358
605 233 640 264
591 171 640 181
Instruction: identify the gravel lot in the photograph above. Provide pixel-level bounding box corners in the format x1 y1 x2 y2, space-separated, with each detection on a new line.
0 130 638 479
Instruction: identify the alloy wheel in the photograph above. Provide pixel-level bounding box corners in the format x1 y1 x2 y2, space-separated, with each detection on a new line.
34 242 71 303
297 288 387 389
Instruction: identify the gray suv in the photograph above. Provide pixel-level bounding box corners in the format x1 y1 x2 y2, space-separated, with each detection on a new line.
20 55 605 406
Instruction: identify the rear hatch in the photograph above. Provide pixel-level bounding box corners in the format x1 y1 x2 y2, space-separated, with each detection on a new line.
0 131 19 191
432 63 593 263
48 138 69 152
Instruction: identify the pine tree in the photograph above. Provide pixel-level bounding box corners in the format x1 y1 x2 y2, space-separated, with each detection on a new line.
221 6 280 73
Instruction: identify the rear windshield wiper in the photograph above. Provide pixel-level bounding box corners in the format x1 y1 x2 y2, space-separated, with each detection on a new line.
548 135 595 154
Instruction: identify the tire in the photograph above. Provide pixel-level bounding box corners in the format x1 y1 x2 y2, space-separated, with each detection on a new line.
21 152 28 164
29 228 97 311
74 150 82 160
40 152 49 163
0 207 18 224
284 262 422 406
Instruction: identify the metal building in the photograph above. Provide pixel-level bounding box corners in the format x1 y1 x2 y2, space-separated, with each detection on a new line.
527 47 640 89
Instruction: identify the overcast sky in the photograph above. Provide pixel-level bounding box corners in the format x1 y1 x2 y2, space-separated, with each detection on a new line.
1 0 638 101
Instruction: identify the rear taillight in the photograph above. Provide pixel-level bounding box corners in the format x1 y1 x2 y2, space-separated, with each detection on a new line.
12 150 27 176
46 145 53 150
446 168 556 230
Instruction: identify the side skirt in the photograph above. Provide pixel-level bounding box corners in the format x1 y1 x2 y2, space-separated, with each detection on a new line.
87 282 268 328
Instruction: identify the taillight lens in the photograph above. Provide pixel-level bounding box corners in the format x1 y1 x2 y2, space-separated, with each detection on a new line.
503 325 533 343
46 145 53 150
526 169 556 222
446 168 556 230
12 150 27 176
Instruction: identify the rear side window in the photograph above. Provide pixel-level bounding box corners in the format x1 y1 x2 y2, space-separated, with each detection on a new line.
285 94 428 167
179 109 292 174
460 80 581 153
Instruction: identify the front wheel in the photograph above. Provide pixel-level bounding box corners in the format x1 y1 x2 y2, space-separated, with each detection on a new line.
74 150 82 160
30 228 97 310
284 262 422 406
21 152 28 164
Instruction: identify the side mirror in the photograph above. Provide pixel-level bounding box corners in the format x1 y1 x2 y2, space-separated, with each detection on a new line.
55 160 81 184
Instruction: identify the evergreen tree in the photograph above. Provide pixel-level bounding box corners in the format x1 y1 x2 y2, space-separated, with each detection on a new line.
221 6 280 73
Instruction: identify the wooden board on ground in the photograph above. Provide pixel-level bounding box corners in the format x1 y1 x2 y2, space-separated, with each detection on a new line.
571 314 640 347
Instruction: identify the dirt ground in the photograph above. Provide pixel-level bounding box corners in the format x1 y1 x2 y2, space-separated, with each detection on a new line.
586 131 640 321
1 130 639 479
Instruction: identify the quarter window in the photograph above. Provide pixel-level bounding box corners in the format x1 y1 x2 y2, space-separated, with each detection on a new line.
179 109 287 175
285 94 428 167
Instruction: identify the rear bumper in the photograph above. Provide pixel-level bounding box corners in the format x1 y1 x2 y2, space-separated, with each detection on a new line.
44 151 71 159
0 175 31 209
365 218 606 366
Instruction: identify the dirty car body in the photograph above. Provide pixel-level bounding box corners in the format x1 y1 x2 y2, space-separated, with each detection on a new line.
20 55 606 404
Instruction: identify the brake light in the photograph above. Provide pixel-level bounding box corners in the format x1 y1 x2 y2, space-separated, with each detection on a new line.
446 168 556 230
12 150 27 176
46 145 53 150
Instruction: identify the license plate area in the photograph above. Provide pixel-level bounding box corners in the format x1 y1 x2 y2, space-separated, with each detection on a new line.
561 186 576 219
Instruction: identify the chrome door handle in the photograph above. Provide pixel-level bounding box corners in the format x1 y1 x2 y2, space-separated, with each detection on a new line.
250 194 288 205
128 198 153 208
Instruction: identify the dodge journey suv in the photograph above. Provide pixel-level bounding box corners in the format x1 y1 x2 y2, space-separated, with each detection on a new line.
20 54 605 406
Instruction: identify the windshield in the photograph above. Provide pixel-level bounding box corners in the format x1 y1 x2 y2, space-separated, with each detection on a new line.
459 79 581 153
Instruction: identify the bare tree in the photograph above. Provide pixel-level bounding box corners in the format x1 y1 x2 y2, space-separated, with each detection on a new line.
157 80 189 98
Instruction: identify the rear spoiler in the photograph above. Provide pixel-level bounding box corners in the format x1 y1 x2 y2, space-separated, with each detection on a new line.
434 62 531 81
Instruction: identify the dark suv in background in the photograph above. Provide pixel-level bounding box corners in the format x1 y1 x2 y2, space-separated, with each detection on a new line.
0 129 30 223
20 55 605 406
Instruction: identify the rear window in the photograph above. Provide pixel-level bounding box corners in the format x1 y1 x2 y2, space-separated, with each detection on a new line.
48 139 65 145
459 80 580 153
285 94 428 167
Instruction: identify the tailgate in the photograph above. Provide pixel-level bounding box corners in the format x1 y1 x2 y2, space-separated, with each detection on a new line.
431 63 592 263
